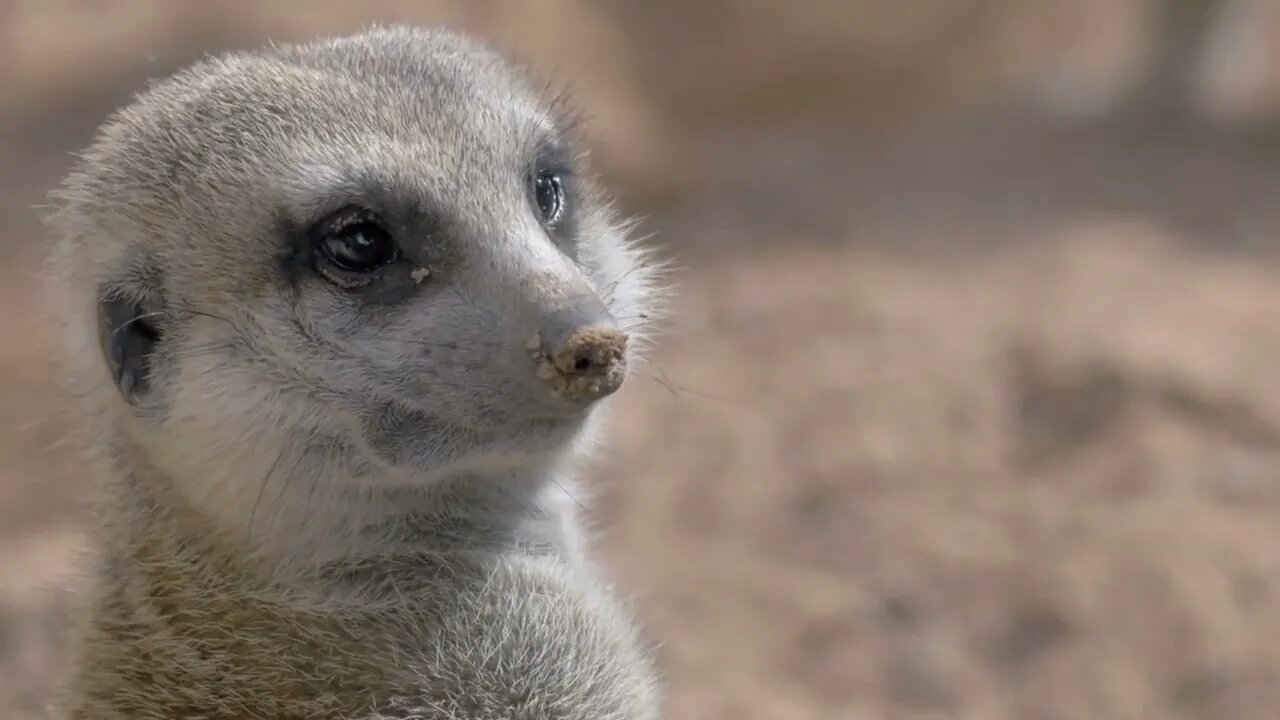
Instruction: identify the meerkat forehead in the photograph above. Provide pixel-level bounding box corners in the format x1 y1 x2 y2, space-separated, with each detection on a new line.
59 26 573 300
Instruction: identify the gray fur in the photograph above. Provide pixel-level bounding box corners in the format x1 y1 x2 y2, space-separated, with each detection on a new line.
43 25 665 719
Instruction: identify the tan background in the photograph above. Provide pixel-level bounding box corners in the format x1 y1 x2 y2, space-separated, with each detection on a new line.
4 1 1280 718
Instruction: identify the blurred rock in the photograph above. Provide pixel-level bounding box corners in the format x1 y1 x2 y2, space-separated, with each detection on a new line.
1191 0 1280 127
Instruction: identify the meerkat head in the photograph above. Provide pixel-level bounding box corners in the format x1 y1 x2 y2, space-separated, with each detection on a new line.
49 27 663 498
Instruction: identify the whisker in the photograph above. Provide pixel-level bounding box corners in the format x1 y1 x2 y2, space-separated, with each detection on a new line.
293 437 338 546
611 313 651 324
248 445 289 546
632 361 734 404
110 311 167 341
550 475 585 511
260 440 313 545
600 260 658 305
179 307 236 326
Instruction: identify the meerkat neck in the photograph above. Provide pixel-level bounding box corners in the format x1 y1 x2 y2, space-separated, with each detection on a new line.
108 434 587 588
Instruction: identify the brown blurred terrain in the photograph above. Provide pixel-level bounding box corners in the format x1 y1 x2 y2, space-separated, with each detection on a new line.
4 2 1280 718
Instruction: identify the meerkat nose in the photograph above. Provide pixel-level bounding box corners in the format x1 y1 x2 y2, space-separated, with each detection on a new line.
529 323 629 404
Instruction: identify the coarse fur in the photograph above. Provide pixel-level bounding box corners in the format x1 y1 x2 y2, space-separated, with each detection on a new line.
42 25 666 720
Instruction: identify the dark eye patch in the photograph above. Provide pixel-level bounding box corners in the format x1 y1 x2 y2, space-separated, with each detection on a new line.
274 183 454 308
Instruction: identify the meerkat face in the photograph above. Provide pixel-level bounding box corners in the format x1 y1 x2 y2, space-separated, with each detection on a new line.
53 27 661 488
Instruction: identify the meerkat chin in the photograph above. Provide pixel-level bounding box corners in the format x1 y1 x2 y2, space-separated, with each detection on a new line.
43 25 665 719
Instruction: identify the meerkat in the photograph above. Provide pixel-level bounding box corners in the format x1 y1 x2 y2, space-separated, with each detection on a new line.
42 25 665 719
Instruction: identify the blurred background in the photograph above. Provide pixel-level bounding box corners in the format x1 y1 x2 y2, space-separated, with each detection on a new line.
4 1 1280 717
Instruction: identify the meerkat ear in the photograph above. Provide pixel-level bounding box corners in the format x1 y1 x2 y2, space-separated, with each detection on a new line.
97 290 163 403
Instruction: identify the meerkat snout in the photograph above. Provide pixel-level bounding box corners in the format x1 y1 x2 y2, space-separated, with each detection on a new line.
526 291 629 404
553 326 627 381
530 323 629 403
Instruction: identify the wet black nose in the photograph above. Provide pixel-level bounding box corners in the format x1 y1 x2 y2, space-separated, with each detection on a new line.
529 324 629 403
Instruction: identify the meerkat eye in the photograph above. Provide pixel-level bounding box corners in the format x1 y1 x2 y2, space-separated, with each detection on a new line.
321 221 397 272
311 209 400 285
532 170 565 226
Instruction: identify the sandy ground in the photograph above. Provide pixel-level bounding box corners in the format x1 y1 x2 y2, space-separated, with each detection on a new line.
4 4 1280 719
